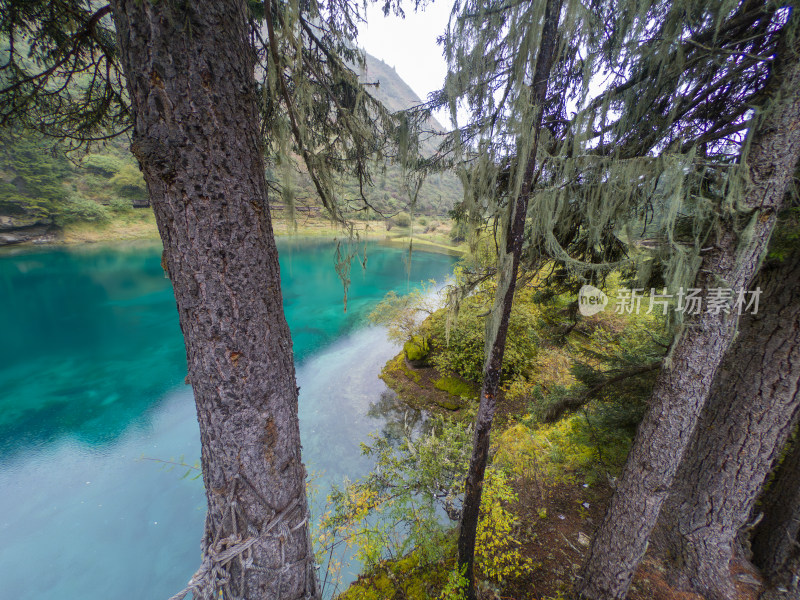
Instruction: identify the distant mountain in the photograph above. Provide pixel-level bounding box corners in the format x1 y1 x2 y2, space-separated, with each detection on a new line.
359 52 451 153
351 52 461 215
279 50 461 218
360 53 444 128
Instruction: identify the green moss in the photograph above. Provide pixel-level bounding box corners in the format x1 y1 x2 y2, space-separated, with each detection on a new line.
434 396 464 411
381 353 421 388
339 571 393 600
433 376 476 399
340 546 456 600
404 335 430 363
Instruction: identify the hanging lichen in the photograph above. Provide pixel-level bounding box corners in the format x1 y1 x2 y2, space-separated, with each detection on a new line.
428 0 790 335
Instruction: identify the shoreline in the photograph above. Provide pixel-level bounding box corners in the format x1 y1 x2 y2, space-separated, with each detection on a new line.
1 210 466 257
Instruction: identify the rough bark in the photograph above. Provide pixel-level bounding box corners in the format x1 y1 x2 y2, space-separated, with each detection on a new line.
653 244 800 600
110 2 319 598
456 1 563 597
752 428 800 599
577 13 800 600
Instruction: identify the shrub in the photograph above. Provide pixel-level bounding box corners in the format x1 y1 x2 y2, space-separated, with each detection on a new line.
108 197 134 213
476 468 532 582
395 211 411 227
369 284 440 345
110 164 147 201
54 194 110 224
404 335 430 364
321 418 472 575
427 292 540 384
83 154 123 177
439 565 468 600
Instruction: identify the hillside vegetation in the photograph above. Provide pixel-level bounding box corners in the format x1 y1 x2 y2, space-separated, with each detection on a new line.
0 51 461 246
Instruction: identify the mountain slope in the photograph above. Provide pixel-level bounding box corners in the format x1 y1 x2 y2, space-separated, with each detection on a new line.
360 53 444 129
0 51 462 246
281 50 462 218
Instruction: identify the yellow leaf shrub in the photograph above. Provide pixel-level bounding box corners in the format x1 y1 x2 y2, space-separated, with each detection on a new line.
475 468 532 582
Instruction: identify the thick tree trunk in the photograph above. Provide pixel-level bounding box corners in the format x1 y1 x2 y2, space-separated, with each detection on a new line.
110 2 319 599
653 244 800 600
456 1 562 597
752 428 800 599
577 14 800 600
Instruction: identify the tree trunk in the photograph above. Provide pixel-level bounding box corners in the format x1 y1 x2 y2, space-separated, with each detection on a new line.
577 13 800 600
456 1 562 597
110 2 319 598
752 428 800 599
653 243 800 600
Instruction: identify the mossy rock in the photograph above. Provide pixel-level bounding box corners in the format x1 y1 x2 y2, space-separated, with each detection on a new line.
404 335 431 367
433 375 476 399
434 396 465 411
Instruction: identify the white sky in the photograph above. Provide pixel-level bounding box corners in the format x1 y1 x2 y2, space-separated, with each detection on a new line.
357 2 455 125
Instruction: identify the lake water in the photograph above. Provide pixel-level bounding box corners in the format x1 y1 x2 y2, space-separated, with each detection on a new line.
0 238 455 600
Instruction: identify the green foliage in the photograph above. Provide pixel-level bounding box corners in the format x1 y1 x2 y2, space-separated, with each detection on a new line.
83 154 124 178
0 131 71 218
438 564 468 600
107 197 134 213
0 132 148 226
54 194 110 225
320 418 472 574
0 3 128 145
395 212 412 227
404 335 431 363
427 287 541 383
338 544 457 600
475 469 532 583
369 283 440 346
110 164 147 201
433 376 475 399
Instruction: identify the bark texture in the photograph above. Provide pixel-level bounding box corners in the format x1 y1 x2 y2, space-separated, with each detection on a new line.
110 1 319 598
653 245 800 600
752 429 800 599
577 14 800 600
456 1 562 597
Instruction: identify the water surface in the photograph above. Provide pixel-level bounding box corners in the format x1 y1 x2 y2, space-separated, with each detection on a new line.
0 238 454 600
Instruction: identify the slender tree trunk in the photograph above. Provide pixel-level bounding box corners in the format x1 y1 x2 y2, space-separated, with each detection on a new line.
752 428 800 599
653 243 800 600
456 1 562 597
110 2 319 598
577 13 800 600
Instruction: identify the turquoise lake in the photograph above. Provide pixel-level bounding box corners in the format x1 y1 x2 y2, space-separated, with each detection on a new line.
0 238 455 600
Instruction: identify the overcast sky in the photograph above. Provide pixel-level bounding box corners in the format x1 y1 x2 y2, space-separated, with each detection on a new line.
357 2 455 125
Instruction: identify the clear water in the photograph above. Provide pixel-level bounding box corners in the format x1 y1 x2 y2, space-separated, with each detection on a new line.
0 238 455 600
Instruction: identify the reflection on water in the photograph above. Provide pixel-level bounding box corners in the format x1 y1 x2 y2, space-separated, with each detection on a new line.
0 238 454 600
367 389 429 445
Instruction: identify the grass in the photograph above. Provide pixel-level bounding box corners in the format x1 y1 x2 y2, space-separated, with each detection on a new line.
54 208 467 257
62 209 160 243
382 236 466 257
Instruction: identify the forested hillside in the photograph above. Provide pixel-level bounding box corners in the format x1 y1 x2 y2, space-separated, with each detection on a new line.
271 52 462 219
0 51 461 245
0 131 148 244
